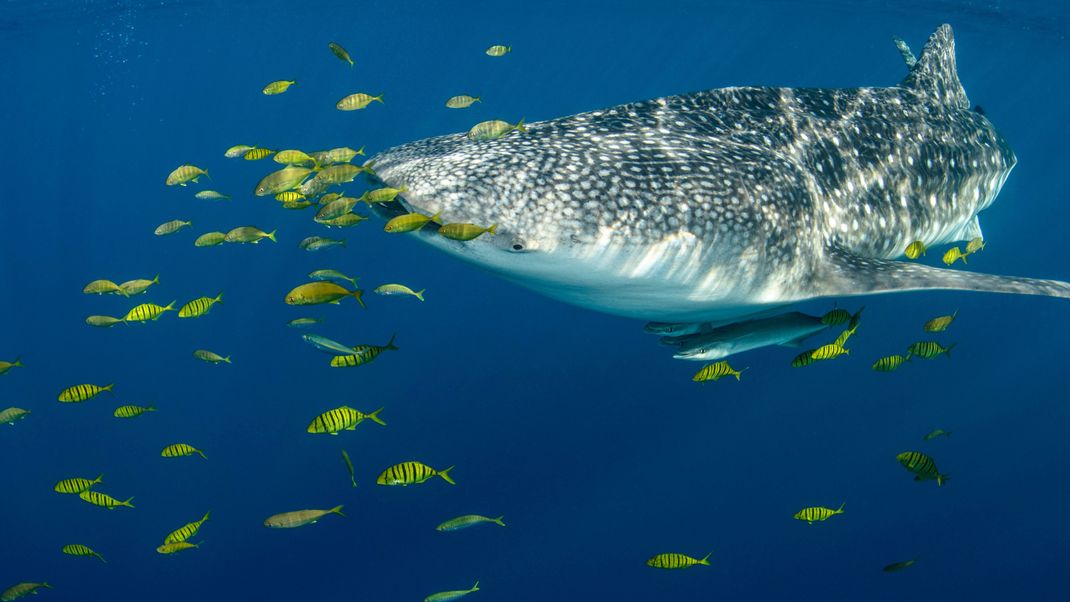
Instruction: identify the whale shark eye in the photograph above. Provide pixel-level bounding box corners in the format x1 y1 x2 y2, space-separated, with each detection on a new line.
512 243 524 251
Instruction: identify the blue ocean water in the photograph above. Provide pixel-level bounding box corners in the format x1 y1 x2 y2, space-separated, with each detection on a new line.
2 1 1069 600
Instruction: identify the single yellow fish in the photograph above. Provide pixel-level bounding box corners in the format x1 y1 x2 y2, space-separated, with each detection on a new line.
793 503 844 524
264 506 345 528
336 93 383 111
692 361 744 382
328 42 354 66
178 293 223 318
384 211 442 233
438 222 498 241
58 383 113 403
646 552 711 569
942 246 967 266
923 310 958 332
156 541 199 555
161 443 206 459
468 119 525 140
284 282 365 307
904 240 927 259
123 301 176 322
83 279 121 295
377 461 455 486
446 95 481 108
262 80 296 95
165 164 208 186
61 544 106 563
485 44 512 57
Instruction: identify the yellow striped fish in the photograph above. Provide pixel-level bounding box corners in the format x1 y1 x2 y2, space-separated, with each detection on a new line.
165 164 208 186
965 237 985 255
896 451 949 486
319 213 367 228
790 350 816 368
307 406 386 435
1 583 52 600
275 191 305 202
243 147 275 160
123 301 176 322
904 240 927 259
923 311 958 332
79 490 134 509
906 341 954 359
54 474 103 494
114 405 156 418
485 44 511 56
157 541 199 554
336 92 383 110
942 246 967 266
445 95 481 109
377 461 455 486
646 552 712 569
164 510 211 544
58 383 113 403
330 335 399 368
810 343 848 360
178 294 223 318
833 325 857 348
871 354 910 372
820 308 852 326
692 360 744 382
61 544 106 563
161 443 206 459
793 503 845 524
467 119 524 141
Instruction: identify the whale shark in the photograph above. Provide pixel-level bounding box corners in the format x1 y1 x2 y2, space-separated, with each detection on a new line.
367 25 1070 324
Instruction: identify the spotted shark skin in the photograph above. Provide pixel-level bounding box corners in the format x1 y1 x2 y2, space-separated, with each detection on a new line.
368 25 1070 323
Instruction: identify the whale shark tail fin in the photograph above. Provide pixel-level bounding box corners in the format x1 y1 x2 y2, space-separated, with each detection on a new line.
900 24 969 109
817 246 1070 302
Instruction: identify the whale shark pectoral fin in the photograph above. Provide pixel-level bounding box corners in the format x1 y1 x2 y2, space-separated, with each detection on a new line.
818 246 1070 300
946 215 982 243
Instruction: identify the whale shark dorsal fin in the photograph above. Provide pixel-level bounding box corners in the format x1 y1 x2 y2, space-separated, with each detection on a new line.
817 245 1070 300
900 24 969 109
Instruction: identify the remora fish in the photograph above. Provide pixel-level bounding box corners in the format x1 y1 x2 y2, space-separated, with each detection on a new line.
366 26 1070 325
662 311 830 361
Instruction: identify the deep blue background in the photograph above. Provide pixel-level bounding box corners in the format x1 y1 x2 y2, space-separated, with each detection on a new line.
2 1 1068 600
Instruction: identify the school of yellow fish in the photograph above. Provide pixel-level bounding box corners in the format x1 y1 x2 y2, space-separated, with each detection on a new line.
1 36 992 599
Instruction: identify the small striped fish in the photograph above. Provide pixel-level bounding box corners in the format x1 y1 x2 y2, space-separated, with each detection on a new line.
165 164 207 186
58 383 113 403
445 95 481 109
178 293 223 318
61 544 106 563
896 451 949 486
54 474 103 494
793 503 845 524
114 405 156 418
923 311 958 332
871 354 910 372
243 147 275 160
0 407 29 424
79 490 134 509
436 515 505 532
904 240 926 259
307 406 386 435
646 552 712 569
791 350 816 368
193 349 231 364
820 308 852 326
906 341 954 359
161 443 207 459
692 361 744 382
377 461 455 486
123 301 176 322
810 343 848 360
329 335 398 368
164 511 211 544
